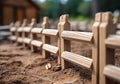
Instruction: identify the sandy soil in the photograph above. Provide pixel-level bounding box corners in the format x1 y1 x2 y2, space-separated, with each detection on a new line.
0 40 120 84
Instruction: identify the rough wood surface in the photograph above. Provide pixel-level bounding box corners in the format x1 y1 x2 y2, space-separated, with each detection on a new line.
10 27 16 32
42 29 58 36
105 35 120 48
43 44 58 54
116 30 120 35
31 28 42 33
10 36 16 41
61 31 93 43
17 27 23 32
103 65 120 82
23 38 31 44
17 37 23 43
61 51 93 69
23 27 31 32
31 40 42 47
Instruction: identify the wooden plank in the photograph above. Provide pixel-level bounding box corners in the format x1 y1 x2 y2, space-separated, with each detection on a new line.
91 12 102 84
42 17 51 58
42 29 58 36
61 51 93 69
10 36 16 41
60 15 71 69
99 12 115 84
31 28 42 33
117 23 120 29
17 37 23 43
116 30 120 35
43 44 58 54
61 31 93 43
23 38 31 44
31 40 42 47
17 27 23 32
103 65 120 82
10 27 16 32
105 35 120 48
23 27 31 32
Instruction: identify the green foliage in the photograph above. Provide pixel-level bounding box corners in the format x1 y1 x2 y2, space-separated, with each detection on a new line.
98 0 120 12
64 0 83 16
78 1 92 16
70 15 92 21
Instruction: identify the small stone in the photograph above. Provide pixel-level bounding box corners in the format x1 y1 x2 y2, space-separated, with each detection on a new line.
45 63 52 70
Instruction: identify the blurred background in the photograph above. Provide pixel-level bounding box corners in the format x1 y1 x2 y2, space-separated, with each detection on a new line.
0 0 120 25
0 0 120 39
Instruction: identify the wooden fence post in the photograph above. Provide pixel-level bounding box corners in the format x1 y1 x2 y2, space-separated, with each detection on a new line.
42 17 50 58
15 21 21 42
30 19 37 52
57 16 62 64
21 19 27 45
99 12 115 84
61 14 71 69
92 13 102 84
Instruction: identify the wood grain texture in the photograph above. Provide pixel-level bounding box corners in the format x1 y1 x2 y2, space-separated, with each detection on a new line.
103 65 120 82
43 44 58 54
42 29 58 36
61 51 93 69
31 40 42 47
31 28 42 34
61 31 93 43
105 35 120 48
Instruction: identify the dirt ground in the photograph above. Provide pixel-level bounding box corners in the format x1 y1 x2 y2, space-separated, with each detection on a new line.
0 40 120 84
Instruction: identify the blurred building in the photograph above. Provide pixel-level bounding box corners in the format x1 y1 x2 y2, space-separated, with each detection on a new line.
0 0 40 25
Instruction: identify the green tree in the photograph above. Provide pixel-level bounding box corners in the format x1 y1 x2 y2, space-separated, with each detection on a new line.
64 0 83 16
78 1 92 17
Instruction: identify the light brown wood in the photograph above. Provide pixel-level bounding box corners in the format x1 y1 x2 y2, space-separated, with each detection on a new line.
57 16 62 64
117 24 120 29
31 40 42 47
103 65 120 82
31 27 42 52
91 12 102 84
17 37 23 43
105 35 120 48
17 27 23 32
31 28 42 33
116 30 120 35
42 29 58 36
10 36 16 41
43 44 58 54
17 19 27 44
23 27 31 32
61 31 93 43
61 51 93 69
60 14 71 69
23 18 36 48
42 17 51 58
10 27 16 32
99 12 115 84
23 38 31 44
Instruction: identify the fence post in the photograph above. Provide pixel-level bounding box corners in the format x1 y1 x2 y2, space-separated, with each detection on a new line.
91 13 102 84
57 16 62 64
30 19 37 52
60 14 71 69
22 19 27 46
42 17 50 58
15 21 21 42
99 12 115 84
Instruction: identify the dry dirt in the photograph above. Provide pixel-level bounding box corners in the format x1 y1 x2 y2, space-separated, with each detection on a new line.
0 40 120 84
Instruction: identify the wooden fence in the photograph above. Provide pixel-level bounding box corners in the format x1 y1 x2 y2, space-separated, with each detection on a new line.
10 12 120 84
